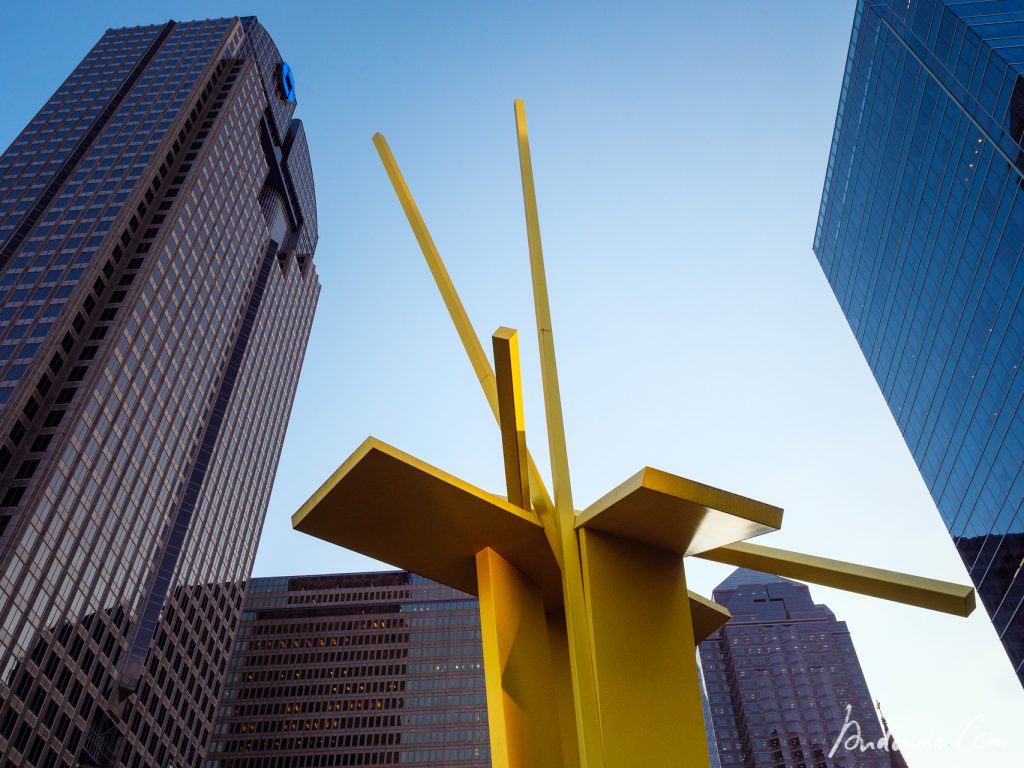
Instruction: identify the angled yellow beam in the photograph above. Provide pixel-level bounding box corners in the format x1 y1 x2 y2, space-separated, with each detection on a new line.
695 541 976 617
372 132 562 567
514 99 604 768
493 327 531 509
577 467 783 556
513 100 573 529
372 133 498 418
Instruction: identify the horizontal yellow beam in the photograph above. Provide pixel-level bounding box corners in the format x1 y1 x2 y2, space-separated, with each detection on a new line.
695 541 976 617
292 437 563 610
687 590 732 644
576 467 782 556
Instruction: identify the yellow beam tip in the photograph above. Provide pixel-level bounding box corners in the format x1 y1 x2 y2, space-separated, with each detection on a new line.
493 325 517 341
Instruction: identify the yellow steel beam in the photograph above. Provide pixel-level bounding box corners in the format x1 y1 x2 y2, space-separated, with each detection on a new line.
513 100 573 529
577 467 782 556
514 99 604 768
372 133 498 417
579 529 712 768
687 590 732 644
372 132 562 566
545 611 582 768
291 438 735 639
476 548 564 768
695 541 976 617
291 437 563 610
493 327 531 509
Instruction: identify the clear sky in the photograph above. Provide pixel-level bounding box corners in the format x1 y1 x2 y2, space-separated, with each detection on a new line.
2 1 1022 764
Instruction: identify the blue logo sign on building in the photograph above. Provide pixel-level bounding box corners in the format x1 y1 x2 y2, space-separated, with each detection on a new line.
278 61 296 103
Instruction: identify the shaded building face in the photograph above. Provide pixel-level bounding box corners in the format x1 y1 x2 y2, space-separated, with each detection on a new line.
700 570 897 768
206 572 489 768
0 17 319 767
814 0 1024 686
208 570 726 768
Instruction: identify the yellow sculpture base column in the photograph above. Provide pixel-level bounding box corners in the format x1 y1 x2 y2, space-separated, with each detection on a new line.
476 548 564 768
580 529 712 768
546 609 583 768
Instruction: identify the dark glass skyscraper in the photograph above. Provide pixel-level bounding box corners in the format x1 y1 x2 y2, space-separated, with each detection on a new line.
814 0 1024 685
207 572 489 768
700 569 901 768
0 17 319 767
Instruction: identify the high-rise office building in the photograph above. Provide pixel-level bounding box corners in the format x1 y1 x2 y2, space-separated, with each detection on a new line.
698 666 724 768
206 572 489 768
0 17 319 768
208 570 728 768
700 569 900 768
814 0 1024 685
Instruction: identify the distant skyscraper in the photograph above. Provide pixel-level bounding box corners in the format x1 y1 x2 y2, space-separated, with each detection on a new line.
0 17 318 767
877 707 909 768
698 664 724 768
814 0 1024 685
206 572 489 768
700 569 900 768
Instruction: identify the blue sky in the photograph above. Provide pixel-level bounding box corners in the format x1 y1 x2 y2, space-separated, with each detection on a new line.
1 1 1022 764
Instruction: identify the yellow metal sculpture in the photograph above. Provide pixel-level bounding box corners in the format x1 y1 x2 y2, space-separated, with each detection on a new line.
292 100 976 768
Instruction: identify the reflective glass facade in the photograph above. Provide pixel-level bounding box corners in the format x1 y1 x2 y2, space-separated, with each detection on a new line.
814 0 1024 686
207 572 490 768
0 17 319 767
700 570 900 768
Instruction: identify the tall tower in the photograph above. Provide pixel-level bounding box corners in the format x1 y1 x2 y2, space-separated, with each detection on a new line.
700 569 897 768
814 0 1024 685
0 17 319 767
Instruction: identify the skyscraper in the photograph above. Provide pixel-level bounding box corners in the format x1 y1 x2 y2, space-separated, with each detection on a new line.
207 572 489 768
814 0 1024 685
698 666 724 768
0 17 319 768
700 569 900 768
207 569 729 768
